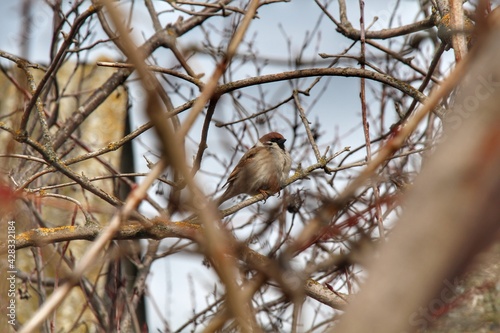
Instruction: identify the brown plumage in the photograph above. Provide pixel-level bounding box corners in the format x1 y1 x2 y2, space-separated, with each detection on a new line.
217 132 292 205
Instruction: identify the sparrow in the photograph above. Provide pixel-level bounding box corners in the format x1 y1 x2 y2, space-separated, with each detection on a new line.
217 132 292 205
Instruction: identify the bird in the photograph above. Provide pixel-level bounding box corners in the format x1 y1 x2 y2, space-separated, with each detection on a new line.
217 132 292 206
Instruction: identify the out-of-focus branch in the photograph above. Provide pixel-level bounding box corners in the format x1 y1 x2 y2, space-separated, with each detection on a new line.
334 17 500 333
120 240 160 331
18 160 168 333
192 97 219 175
450 0 468 61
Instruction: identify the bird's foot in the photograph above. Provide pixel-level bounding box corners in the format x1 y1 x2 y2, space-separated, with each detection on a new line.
259 189 272 203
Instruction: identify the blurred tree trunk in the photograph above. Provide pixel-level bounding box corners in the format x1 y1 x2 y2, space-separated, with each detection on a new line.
0 60 127 332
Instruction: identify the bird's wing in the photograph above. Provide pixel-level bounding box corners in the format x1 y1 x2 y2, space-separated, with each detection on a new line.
225 146 265 184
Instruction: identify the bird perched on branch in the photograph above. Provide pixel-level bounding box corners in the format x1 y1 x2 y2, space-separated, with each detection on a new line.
217 132 292 206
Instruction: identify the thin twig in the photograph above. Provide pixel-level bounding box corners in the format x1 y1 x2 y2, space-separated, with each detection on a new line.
358 0 385 240
293 90 322 162
96 61 204 89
